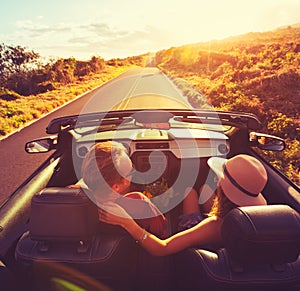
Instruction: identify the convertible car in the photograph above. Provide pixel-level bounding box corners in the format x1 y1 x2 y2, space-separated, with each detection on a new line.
0 71 299 291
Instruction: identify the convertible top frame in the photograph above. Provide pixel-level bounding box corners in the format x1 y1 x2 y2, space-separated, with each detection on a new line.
46 109 261 134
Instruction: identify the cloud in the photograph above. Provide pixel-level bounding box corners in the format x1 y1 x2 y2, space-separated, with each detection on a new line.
19 20 173 59
32 23 168 60
16 20 70 36
80 23 128 38
68 36 92 45
67 25 173 59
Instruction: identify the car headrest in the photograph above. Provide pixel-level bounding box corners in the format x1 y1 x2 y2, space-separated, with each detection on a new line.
221 205 300 264
29 187 99 242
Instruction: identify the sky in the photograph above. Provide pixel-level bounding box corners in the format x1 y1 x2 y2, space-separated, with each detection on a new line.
1 0 300 61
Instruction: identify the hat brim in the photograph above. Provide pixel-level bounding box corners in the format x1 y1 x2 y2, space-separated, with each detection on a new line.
207 157 227 180
207 156 267 207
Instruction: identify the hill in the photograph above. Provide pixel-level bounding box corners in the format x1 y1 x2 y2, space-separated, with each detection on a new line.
154 24 300 184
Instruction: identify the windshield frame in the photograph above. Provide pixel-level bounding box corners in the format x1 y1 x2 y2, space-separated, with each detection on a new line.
46 109 261 135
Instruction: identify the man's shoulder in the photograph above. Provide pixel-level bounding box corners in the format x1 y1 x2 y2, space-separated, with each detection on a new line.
123 191 148 200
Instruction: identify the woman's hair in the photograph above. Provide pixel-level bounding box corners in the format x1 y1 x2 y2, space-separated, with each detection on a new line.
208 185 238 218
81 141 127 191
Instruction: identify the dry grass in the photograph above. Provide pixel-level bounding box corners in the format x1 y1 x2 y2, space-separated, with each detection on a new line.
0 65 138 138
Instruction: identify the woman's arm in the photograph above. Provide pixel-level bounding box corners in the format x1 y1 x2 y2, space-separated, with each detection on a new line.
99 202 223 256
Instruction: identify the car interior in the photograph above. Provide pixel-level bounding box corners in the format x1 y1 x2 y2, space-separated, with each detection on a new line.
10 122 300 291
0 111 298 291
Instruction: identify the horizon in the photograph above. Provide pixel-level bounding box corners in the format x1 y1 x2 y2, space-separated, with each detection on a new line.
1 0 300 61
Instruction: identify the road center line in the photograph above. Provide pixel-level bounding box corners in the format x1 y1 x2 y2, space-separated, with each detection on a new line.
116 75 142 110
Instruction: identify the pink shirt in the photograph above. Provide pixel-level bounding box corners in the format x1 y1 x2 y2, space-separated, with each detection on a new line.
116 192 167 238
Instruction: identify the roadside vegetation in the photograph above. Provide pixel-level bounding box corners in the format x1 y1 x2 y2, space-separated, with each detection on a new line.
0 24 299 184
0 44 145 137
156 24 300 185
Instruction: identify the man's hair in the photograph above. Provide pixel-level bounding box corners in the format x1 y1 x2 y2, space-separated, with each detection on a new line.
81 141 128 191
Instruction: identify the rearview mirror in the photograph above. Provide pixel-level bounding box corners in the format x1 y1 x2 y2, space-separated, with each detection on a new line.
134 121 170 130
25 136 57 153
249 132 286 151
133 110 172 129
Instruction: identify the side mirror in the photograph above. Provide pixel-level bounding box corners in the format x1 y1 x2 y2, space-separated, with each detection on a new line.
25 136 57 153
249 132 286 152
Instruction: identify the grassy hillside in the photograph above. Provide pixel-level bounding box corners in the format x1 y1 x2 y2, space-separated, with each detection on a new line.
155 24 300 185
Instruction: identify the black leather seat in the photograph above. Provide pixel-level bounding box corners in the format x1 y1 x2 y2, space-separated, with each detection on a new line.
15 187 138 291
174 205 300 291
0 261 16 291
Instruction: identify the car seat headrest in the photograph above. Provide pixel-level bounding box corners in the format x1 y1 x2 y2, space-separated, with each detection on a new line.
221 205 300 264
29 187 99 242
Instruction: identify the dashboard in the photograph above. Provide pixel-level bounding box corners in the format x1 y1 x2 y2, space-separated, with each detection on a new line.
75 138 230 161
73 128 230 194
75 128 230 159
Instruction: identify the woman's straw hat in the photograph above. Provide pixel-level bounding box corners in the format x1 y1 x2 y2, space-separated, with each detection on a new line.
207 154 267 206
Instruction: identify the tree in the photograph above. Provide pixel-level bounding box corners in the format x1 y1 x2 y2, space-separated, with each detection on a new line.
48 58 77 84
0 44 39 87
89 56 105 73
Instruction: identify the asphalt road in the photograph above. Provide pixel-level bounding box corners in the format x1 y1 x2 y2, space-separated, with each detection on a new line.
0 67 192 204
0 85 99 205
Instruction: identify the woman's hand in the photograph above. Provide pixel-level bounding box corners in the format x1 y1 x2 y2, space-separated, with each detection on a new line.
98 202 133 228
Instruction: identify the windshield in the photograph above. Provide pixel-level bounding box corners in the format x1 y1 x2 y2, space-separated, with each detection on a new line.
73 67 231 134
45 67 260 136
80 68 197 113
73 113 230 135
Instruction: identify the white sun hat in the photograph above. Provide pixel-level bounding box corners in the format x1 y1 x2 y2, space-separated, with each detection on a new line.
207 154 267 206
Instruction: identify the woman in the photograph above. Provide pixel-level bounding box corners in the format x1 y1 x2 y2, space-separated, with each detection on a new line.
99 154 268 256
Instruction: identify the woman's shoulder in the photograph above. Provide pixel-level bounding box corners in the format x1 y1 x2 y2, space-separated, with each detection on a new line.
184 215 224 248
190 216 223 239
203 215 223 226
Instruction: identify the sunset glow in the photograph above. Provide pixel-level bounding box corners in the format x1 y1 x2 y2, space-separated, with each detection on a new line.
1 0 300 60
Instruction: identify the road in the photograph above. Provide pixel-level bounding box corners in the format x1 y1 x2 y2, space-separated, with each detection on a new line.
0 67 192 204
